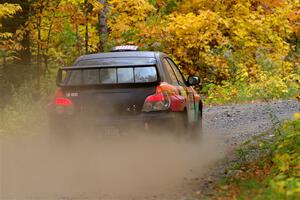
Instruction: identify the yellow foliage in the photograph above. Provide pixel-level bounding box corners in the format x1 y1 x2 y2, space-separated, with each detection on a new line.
116 0 298 86
0 3 21 19
1 0 299 104
108 0 155 39
275 153 291 172
294 112 300 120
0 3 22 55
163 11 228 80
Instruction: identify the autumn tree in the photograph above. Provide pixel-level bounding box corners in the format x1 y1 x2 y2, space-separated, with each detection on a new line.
1 0 299 103
0 2 22 105
106 0 155 48
0 2 23 65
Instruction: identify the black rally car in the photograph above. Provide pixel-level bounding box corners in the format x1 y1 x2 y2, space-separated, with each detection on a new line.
48 46 203 136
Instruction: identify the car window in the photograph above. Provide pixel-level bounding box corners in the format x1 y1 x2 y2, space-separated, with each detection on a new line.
67 70 82 85
83 69 99 84
117 68 134 83
167 58 186 86
163 59 178 85
135 67 157 83
63 66 157 85
100 68 117 84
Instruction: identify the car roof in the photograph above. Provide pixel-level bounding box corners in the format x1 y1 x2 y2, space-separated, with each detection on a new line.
75 51 161 63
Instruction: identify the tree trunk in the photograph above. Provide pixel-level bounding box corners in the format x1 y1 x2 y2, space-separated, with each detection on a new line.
85 0 89 54
3 55 6 67
98 0 108 52
36 0 48 90
0 60 5 106
37 8 42 90
20 30 31 65
18 0 31 65
76 24 81 55
85 23 89 54
44 0 60 75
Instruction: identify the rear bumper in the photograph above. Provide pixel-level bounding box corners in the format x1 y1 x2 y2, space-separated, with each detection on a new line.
48 112 178 130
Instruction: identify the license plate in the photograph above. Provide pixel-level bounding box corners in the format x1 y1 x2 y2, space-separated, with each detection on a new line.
103 126 120 136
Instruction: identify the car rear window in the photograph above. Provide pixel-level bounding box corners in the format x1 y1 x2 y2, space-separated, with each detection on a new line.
63 66 158 85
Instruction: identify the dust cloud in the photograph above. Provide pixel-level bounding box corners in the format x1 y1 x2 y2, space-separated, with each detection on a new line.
0 128 225 200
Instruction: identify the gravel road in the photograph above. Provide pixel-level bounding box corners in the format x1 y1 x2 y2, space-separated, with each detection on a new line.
203 99 300 145
1 100 299 200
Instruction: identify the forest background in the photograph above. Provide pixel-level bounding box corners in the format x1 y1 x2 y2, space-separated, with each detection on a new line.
1 2 300 198
1 0 300 108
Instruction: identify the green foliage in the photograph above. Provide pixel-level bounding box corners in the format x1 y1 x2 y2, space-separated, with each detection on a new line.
0 79 54 136
160 0 178 14
204 74 300 104
215 118 300 199
270 119 300 197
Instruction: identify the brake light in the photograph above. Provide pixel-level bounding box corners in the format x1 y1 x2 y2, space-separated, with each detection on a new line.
53 88 74 114
145 93 165 102
142 87 170 112
55 98 73 106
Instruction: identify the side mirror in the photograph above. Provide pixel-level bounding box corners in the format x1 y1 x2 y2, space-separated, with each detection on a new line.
187 76 200 86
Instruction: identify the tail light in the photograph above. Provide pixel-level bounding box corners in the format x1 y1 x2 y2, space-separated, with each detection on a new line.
142 86 170 112
55 98 73 106
54 88 74 114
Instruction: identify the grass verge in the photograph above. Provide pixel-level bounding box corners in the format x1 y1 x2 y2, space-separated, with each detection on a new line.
211 116 300 200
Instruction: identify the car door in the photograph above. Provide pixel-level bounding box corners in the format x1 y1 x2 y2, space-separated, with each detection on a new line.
165 58 201 123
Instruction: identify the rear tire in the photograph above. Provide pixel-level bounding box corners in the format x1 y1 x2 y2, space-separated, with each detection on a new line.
182 111 202 141
188 115 202 140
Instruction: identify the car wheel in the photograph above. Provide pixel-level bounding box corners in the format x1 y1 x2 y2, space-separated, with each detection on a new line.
189 115 202 140
184 111 202 141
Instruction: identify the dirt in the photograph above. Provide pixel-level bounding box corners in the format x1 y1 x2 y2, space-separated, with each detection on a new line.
0 99 299 200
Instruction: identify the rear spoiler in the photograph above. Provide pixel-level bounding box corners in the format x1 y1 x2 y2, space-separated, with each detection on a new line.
60 63 156 70
56 64 157 87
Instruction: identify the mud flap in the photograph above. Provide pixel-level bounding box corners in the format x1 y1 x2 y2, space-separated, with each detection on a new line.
187 93 196 123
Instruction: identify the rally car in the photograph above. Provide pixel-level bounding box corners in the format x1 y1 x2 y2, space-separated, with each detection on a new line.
48 46 203 137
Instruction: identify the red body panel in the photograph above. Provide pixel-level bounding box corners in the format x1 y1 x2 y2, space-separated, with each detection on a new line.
156 82 189 112
170 95 186 111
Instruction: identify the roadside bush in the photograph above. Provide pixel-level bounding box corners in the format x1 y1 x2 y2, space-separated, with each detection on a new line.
270 117 300 198
214 116 300 199
0 82 51 135
204 75 299 104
